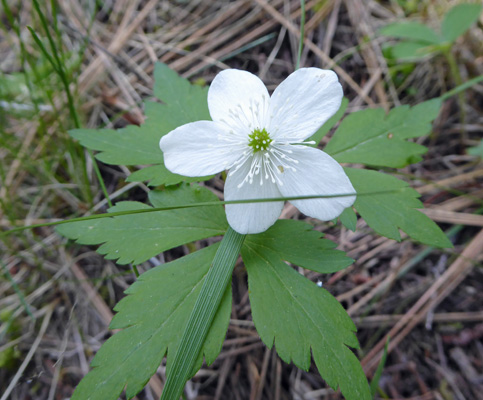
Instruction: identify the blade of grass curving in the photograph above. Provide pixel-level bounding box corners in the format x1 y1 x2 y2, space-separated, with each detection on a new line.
160 227 245 400
29 1 113 207
7 191 475 240
4 190 405 237
2 189 415 237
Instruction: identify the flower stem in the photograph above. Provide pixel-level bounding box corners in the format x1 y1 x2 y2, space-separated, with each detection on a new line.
160 227 246 400
295 0 306 71
443 48 467 147
131 265 140 278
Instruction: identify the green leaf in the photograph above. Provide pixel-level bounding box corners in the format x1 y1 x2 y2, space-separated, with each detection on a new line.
379 22 442 44
467 140 483 157
70 102 166 165
242 243 371 400
126 164 212 187
308 97 348 146
244 220 353 274
56 184 228 264
69 62 211 185
153 62 210 123
71 245 232 400
390 41 434 61
441 3 483 43
339 207 357 231
325 99 441 168
346 168 452 248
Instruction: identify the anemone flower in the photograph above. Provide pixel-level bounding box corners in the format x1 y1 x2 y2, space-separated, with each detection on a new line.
160 68 356 234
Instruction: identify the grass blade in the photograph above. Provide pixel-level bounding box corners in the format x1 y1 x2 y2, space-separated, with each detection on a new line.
0 261 34 320
160 227 245 399
370 337 389 397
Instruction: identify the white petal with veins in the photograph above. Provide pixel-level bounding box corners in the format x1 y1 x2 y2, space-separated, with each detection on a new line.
208 69 270 135
225 159 284 234
269 68 343 142
160 121 243 176
278 145 356 221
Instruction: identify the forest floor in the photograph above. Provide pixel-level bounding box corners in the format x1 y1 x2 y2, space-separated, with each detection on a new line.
1 1 482 399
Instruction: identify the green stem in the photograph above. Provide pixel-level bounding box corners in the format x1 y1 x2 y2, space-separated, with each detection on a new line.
443 49 467 145
160 227 245 400
439 74 483 101
87 149 113 208
444 49 463 88
295 0 306 71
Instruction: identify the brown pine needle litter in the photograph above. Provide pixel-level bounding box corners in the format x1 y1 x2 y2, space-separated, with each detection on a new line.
1 1 482 399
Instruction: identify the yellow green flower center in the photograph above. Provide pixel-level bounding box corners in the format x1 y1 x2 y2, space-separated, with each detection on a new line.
248 128 272 153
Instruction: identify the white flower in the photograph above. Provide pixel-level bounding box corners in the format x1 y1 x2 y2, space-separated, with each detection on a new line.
159 68 356 234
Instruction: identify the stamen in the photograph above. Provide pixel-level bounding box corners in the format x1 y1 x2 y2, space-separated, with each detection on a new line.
248 128 272 153
233 124 302 189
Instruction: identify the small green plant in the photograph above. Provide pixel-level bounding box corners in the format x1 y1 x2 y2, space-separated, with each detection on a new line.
379 3 482 61
50 63 453 400
0 310 22 371
0 0 99 216
5 2 479 399
380 2 482 141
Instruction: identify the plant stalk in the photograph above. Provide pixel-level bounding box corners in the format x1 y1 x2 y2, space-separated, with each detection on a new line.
443 49 467 146
295 0 306 70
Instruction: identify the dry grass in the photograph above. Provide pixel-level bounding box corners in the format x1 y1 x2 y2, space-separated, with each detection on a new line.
1 0 482 399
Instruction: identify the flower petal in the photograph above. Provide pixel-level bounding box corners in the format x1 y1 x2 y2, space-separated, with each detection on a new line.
208 69 270 135
278 146 355 220
268 68 343 142
160 121 244 176
225 159 284 234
